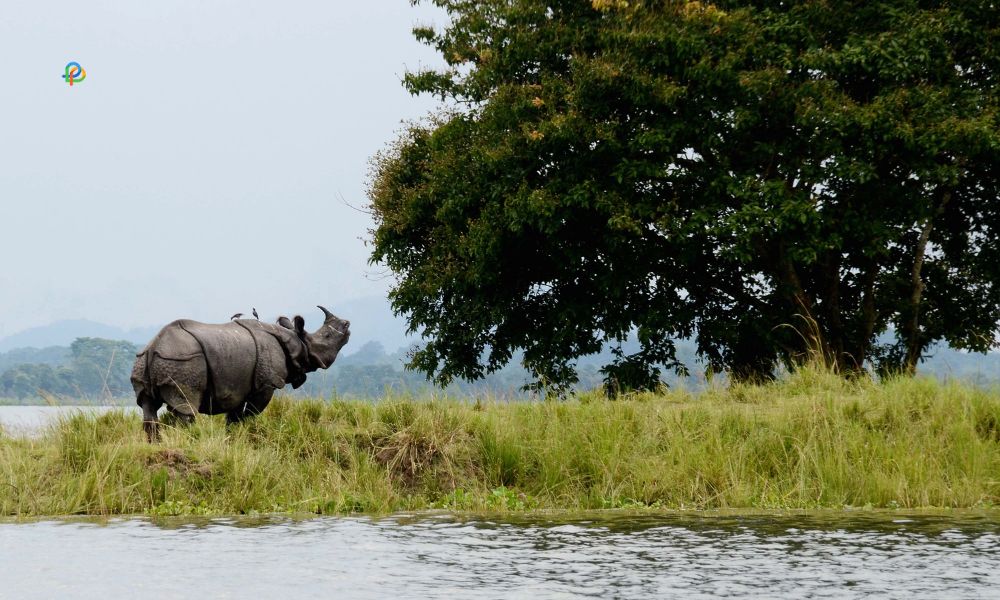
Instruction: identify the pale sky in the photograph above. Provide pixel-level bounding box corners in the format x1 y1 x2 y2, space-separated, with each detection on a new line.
0 1 446 336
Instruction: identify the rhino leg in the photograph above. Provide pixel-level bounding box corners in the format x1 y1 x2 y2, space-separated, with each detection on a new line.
139 392 162 443
226 388 275 425
225 404 247 425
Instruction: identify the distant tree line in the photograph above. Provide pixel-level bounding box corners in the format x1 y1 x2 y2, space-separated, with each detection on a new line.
0 337 683 402
0 338 137 400
0 337 996 403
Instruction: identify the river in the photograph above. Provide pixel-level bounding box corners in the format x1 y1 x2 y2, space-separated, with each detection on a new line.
2 407 999 598
0 512 997 598
0 405 135 435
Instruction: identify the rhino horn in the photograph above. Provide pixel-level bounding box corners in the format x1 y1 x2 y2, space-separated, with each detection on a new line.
317 305 335 321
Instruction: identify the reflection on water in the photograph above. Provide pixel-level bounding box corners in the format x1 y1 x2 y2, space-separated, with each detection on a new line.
1 512 997 599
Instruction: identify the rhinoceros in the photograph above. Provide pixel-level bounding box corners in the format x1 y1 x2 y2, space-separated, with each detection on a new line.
131 306 350 441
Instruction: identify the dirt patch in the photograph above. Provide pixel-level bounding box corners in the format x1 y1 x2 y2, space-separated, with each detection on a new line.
145 448 213 478
147 448 190 468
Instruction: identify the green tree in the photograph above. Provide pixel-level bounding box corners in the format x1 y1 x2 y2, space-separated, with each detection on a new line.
0 338 139 400
369 0 1000 390
68 338 138 397
0 364 57 399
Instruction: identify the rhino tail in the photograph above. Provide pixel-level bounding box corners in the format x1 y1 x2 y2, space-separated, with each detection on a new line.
131 349 154 405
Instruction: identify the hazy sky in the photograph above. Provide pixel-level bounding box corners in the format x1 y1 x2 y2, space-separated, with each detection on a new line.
0 1 447 336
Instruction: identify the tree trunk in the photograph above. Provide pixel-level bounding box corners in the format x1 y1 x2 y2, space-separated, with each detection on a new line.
903 191 951 375
856 262 879 369
775 243 829 366
822 251 845 371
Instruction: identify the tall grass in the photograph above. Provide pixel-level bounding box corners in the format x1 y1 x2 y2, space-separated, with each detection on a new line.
2 369 1000 516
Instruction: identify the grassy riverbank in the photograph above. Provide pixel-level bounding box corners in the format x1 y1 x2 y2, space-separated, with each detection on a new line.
2 370 1000 516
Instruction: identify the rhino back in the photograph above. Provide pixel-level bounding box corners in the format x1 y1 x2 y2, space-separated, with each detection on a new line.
149 321 205 360
135 320 257 413
175 321 257 407
131 321 199 398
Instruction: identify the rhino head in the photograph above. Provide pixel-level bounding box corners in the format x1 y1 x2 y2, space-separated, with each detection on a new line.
280 306 351 371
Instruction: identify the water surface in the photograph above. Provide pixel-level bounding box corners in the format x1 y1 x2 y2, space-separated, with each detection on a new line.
0 405 134 435
1 512 997 599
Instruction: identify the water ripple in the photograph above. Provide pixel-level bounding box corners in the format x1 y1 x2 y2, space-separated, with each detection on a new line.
1 512 998 599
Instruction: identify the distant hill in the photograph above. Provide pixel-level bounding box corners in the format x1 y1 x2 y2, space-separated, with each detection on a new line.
1 299 995 388
321 295 413 355
0 295 414 357
0 319 159 353
264 295 414 357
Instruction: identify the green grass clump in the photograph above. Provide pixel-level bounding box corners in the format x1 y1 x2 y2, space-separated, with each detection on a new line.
2 370 1000 516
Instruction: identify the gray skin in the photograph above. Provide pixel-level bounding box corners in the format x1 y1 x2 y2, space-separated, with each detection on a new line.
131 306 350 442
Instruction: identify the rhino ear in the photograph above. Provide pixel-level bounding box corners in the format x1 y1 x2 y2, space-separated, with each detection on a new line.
277 316 293 329
293 315 306 335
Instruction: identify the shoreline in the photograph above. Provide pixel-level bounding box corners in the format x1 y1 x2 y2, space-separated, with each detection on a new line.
4 505 1000 523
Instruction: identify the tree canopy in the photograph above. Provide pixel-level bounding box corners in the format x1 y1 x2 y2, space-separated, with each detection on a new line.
0 338 137 400
369 0 1000 391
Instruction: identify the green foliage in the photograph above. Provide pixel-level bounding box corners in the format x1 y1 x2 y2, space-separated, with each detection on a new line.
0 363 67 400
0 338 137 400
433 487 474 509
2 374 1000 516
150 499 212 517
485 486 536 511
0 346 70 374
67 338 137 397
369 0 1000 390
